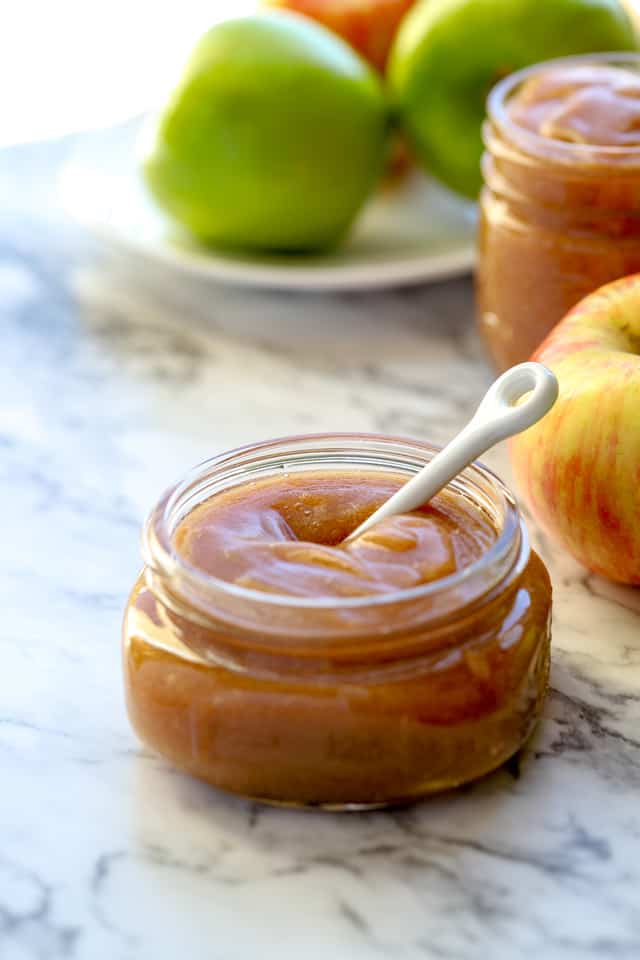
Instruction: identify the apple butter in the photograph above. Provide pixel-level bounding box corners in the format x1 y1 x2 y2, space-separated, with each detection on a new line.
478 53 640 370
123 434 551 808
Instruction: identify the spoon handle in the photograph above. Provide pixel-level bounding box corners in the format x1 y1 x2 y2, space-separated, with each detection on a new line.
344 362 558 543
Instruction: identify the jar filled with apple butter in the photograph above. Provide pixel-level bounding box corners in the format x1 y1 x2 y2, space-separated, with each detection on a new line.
477 53 640 371
123 434 551 809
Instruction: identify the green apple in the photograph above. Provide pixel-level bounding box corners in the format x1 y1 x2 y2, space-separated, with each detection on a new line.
510 274 640 585
142 13 388 251
388 0 637 198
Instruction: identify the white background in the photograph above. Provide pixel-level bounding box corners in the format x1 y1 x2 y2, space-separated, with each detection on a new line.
0 1 253 146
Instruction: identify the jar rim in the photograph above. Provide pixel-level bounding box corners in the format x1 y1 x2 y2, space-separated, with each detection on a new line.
487 51 640 165
143 433 526 620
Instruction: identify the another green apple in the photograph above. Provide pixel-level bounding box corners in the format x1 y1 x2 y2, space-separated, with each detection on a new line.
510 274 640 585
388 0 637 198
142 13 388 252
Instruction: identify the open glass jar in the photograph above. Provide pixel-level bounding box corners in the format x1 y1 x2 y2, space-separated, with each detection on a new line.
477 53 640 371
123 434 551 809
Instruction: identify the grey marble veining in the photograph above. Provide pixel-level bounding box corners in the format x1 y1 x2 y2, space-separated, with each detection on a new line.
1 128 640 960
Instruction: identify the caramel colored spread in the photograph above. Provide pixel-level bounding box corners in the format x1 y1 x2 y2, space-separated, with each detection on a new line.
478 59 640 371
174 472 495 598
124 466 551 807
508 65 640 146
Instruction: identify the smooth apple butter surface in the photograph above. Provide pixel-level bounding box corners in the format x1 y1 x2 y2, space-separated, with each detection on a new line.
123 443 551 809
478 55 640 370
507 65 640 147
173 472 495 598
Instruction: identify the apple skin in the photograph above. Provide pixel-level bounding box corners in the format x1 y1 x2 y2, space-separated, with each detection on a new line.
388 0 638 198
143 13 388 252
264 0 417 71
510 274 640 585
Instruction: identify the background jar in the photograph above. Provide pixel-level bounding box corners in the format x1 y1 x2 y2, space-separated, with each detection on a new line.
123 434 552 809
477 53 640 372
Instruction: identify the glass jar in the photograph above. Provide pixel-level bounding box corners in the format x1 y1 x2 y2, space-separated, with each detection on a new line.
477 52 640 372
123 434 551 809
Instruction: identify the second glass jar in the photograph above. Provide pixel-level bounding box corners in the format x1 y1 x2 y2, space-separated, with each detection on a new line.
477 53 640 371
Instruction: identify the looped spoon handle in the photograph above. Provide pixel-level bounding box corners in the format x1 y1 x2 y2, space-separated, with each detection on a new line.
344 362 559 544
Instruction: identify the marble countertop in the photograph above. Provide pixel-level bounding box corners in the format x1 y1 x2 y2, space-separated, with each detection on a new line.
2 129 640 960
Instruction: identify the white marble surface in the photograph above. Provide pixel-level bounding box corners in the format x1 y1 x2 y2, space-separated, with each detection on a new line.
2 129 640 960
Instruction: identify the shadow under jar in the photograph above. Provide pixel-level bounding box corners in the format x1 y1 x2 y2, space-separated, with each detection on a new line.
477 53 640 371
123 434 551 809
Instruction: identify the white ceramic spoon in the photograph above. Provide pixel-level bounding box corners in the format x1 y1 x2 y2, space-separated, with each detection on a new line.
344 362 559 544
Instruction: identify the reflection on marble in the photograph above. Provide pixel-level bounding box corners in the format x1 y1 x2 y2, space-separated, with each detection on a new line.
1 128 640 960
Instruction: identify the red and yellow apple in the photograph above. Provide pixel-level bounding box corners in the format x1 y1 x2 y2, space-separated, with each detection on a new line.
510 274 640 584
264 0 416 71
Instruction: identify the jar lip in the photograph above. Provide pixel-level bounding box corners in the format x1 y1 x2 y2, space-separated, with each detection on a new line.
143 432 525 614
487 51 640 164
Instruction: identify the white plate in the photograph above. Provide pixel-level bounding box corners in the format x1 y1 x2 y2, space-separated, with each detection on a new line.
60 117 476 292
